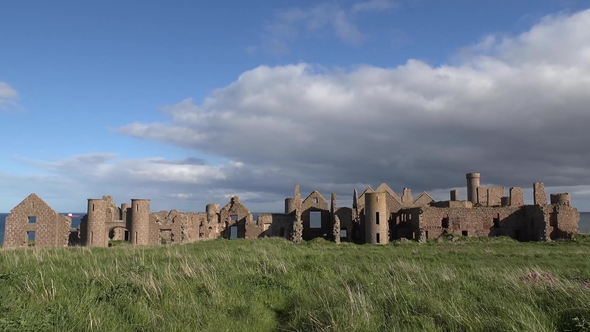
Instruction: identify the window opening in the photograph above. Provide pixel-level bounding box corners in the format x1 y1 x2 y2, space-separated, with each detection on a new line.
310 211 321 228
27 231 35 247
28 216 36 224
376 212 380 225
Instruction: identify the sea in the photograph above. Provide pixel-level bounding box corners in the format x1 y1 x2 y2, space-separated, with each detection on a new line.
1 212 590 244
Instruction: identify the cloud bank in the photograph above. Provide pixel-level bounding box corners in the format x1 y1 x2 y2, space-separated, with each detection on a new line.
4 9 590 212
114 9 590 210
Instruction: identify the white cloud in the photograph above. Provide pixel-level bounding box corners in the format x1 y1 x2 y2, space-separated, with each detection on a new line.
262 1 397 53
112 8 590 211
0 82 20 111
5 9 590 213
351 0 398 13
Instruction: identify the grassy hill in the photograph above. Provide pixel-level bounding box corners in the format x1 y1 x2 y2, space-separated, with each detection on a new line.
1 236 590 331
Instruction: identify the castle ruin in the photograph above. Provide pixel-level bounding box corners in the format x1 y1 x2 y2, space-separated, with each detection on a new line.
2 173 580 248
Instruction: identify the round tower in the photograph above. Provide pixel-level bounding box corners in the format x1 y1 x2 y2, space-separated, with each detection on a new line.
86 199 106 247
550 193 571 206
365 192 388 245
206 203 220 223
130 199 151 245
466 172 481 204
285 198 296 214
121 203 131 223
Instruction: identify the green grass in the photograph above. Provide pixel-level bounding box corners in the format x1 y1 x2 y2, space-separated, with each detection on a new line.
1 236 590 331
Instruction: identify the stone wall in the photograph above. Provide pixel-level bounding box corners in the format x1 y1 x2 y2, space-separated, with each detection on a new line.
510 187 524 207
150 210 184 245
301 190 330 240
219 196 264 239
534 183 548 205
407 202 579 242
335 207 352 242
477 187 504 206
4 194 71 248
4 172 580 248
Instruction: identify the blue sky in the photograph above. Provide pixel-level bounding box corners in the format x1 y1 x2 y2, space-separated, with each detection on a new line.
2 0 590 212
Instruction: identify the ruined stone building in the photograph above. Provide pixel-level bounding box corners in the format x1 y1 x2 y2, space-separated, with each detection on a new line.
3 194 71 247
2 173 580 248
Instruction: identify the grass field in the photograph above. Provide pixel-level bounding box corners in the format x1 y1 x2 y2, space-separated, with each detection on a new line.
1 236 590 331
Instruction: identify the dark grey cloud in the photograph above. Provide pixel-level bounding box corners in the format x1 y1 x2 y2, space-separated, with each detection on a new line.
153 157 206 166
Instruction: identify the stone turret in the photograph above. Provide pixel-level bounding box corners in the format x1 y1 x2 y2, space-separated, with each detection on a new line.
86 199 106 247
130 199 150 245
206 203 220 223
550 193 571 206
466 172 481 204
365 192 388 245
121 203 131 223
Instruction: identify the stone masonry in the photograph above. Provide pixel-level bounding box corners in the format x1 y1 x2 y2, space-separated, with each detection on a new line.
4 194 71 248
3 172 581 247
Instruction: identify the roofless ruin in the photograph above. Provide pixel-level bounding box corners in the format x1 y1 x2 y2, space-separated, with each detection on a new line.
3 172 579 247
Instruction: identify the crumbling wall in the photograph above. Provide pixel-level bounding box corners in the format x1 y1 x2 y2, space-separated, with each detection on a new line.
544 203 579 239
260 214 293 238
401 188 413 206
413 204 574 241
150 210 184 245
333 215 341 244
291 209 303 243
184 212 207 242
301 190 329 240
102 195 121 223
219 196 263 239
510 187 524 207
413 192 434 207
416 206 523 239
335 207 352 242
477 187 504 206
534 183 548 205
4 194 71 248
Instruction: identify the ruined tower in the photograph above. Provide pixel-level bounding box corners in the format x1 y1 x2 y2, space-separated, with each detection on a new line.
284 198 296 214
550 193 571 206
466 172 481 204
121 203 131 222
365 192 388 245
86 198 106 247
130 199 150 245
206 203 220 223
284 185 302 214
